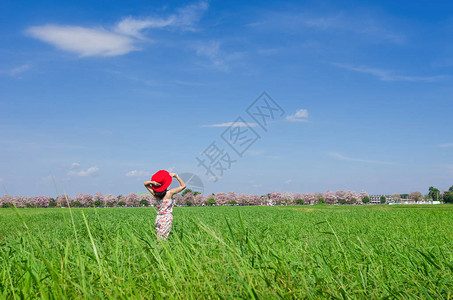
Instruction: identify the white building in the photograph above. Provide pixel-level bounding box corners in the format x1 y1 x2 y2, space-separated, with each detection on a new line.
369 195 393 204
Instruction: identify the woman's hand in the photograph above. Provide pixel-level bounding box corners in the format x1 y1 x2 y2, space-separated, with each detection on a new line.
169 173 177 178
150 181 162 187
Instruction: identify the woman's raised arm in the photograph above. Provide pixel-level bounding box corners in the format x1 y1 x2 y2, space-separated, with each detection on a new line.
144 180 161 196
168 173 186 195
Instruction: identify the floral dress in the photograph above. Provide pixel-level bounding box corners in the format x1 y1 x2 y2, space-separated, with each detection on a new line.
155 197 174 240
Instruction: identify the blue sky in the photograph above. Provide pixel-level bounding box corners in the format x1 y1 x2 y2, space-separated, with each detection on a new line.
1 0 453 197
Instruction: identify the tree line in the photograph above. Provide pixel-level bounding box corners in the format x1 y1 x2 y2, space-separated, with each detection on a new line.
1 185 452 208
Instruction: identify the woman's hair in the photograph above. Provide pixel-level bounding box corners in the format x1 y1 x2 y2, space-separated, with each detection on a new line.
153 189 167 200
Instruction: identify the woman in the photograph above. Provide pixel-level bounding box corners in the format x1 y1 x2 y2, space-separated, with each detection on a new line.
144 170 186 240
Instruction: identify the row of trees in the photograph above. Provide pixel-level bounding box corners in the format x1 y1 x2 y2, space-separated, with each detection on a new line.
395 186 453 203
426 186 453 203
0 190 370 208
2 186 452 208
440 186 453 203
389 186 453 203
0 193 153 208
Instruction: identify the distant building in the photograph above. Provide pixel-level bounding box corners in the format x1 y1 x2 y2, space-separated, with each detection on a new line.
366 195 442 205
396 199 441 205
369 195 393 204
399 198 417 204
389 198 441 205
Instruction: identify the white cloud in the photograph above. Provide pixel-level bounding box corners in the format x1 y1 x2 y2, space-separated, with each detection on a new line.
114 1 208 37
286 109 309 122
332 63 447 82
328 152 393 165
284 179 292 184
201 121 258 128
114 18 173 38
303 16 337 29
26 1 208 57
71 162 80 168
10 64 30 75
195 40 221 57
125 170 151 177
26 25 136 57
174 1 209 30
68 166 99 177
193 40 244 71
194 41 227 70
10 64 31 76
251 10 406 44
0 64 31 77
438 143 453 148
301 14 405 43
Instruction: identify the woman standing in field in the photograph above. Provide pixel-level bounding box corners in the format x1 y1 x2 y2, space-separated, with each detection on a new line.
144 170 186 240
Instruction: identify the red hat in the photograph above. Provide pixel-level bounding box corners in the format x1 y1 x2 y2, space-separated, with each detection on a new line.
151 170 172 192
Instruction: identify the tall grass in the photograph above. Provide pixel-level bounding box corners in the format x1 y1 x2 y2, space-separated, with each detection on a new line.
1 205 452 299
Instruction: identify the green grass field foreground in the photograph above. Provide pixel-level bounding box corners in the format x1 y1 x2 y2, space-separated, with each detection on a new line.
1 205 453 299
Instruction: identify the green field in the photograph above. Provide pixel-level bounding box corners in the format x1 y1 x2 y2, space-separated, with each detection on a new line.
1 205 453 299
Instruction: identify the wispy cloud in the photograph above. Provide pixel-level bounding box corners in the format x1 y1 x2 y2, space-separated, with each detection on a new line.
114 18 173 38
71 162 80 168
250 10 406 44
201 121 258 128
114 1 208 37
167 1 209 31
332 62 447 82
286 109 309 122
68 166 99 177
26 25 137 57
10 64 31 75
192 40 243 71
25 1 208 57
284 179 292 184
0 64 31 77
125 170 151 177
328 152 393 165
438 143 453 148
194 40 226 70
302 14 405 44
